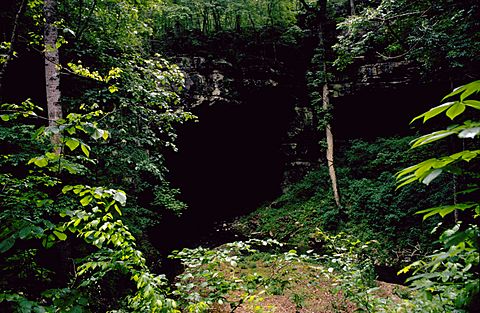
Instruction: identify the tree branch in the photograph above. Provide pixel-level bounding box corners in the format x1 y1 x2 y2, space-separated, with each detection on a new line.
0 0 26 95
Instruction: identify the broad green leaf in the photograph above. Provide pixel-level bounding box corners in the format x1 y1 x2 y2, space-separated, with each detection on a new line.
464 100 480 110
438 206 458 218
62 185 74 193
442 85 467 101
62 163 78 174
80 195 92 206
33 157 48 167
396 175 418 189
0 237 15 253
114 204 123 216
1 114 10 121
66 126 76 135
19 226 33 239
53 231 67 241
417 204 474 220
421 102 453 123
446 101 465 120
32 126 45 139
81 144 90 157
102 130 109 140
42 236 53 248
460 85 479 101
414 164 433 178
461 151 478 161
65 138 80 151
411 131 456 148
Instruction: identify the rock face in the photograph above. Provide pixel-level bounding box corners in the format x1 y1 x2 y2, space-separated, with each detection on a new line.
177 57 237 107
280 106 318 190
331 61 420 98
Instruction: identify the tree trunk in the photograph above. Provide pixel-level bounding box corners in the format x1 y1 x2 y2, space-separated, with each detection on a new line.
349 0 356 15
233 14 240 32
44 0 63 153
322 82 341 207
318 0 341 208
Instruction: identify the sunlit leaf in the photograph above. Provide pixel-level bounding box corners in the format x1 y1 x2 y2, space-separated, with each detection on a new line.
81 144 90 157
446 101 465 120
80 195 92 206
421 102 453 123
442 85 467 101
91 129 104 140
53 231 67 241
464 100 480 110
65 138 80 151
33 157 48 167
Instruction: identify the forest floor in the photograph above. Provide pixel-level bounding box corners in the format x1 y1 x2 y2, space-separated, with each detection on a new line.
182 253 403 313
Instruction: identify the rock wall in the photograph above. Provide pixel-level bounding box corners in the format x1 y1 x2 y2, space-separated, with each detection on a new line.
331 61 420 98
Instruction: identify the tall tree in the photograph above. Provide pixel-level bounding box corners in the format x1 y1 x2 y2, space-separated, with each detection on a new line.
302 0 341 208
44 0 62 152
319 0 340 208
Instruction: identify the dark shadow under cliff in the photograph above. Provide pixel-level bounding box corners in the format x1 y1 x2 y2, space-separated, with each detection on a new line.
150 87 294 252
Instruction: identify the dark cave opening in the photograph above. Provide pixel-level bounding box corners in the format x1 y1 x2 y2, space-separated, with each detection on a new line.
150 87 294 252
332 83 453 140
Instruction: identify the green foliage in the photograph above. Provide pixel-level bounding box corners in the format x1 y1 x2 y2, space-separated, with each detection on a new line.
311 230 392 312
395 81 480 312
156 0 298 35
170 238 322 312
238 136 449 264
0 96 185 312
333 0 480 73
1 5 194 305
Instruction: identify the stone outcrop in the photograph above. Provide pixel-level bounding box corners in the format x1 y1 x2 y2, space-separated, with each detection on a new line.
177 56 281 108
331 61 419 98
177 57 237 107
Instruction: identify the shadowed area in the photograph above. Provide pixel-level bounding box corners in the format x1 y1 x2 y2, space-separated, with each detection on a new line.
150 87 293 252
333 83 452 139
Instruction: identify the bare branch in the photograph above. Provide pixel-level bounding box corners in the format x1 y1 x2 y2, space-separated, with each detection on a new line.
0 0 26 95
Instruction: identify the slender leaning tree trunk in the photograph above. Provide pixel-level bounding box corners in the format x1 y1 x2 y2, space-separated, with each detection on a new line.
318 0 341 208
322 80 340 207
44 0 63 153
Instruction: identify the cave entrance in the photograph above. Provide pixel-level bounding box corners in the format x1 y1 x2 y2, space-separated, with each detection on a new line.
151 87 293 251
332 82 452 140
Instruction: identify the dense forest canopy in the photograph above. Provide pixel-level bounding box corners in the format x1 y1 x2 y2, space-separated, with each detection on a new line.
0 0 479 312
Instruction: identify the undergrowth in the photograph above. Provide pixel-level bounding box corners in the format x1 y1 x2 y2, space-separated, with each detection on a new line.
235 136 450 265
